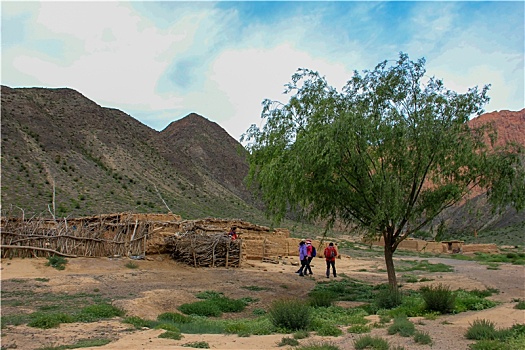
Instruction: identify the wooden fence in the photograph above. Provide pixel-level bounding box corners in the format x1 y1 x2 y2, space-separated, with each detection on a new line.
1 213 149 258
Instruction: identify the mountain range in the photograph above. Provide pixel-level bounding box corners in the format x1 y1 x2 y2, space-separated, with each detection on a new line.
1 85 523 234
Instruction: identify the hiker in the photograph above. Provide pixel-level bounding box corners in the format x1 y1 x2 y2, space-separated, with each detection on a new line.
324 242 338 278
296 240 308 276
228 226 238 240
305 239 314 275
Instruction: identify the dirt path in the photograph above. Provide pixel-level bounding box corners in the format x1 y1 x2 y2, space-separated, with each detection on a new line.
1 253 523 350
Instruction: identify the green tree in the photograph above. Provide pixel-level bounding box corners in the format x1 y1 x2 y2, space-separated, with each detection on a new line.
242 53 524 289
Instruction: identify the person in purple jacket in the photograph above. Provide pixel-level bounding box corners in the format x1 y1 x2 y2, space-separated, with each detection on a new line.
295 240 308 276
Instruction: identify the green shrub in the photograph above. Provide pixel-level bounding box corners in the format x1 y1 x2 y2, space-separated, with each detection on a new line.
178 300 222 317
353 335 389 350
278 337 299 346
376 287 403 309
294 341 340 350
77 303 124 321
455 290 498 312
36 338 111 350
28 313 73 329
45 256 67 270
268 299 311 331
420 283 455 313
413 330 432 345
347 324 371 334
252 308 266 316
157 312 191 323
182 341 210 348
293 330 310 339
212 297 246 313
387 315 415 337
465 319 497 340
124 262 138 269
315 323 343 337
308 290 337 307
158 330 182 340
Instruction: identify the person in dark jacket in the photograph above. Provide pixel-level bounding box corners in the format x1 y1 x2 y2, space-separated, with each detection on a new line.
324 242 338 278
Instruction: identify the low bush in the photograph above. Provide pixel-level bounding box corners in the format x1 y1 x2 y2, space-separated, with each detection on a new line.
387 315 415 337
465 319 497 340
308 290 337 307
158 330 182 340
182 341 210 348
278 337 299 346
28 313 73 329
375 287 403 309
347 324 371 334
420 283 455 313
178 300 222 317
294 341 340 350
268 299 311 331
413 330 432 345
353 335 389 350
45 256 68 270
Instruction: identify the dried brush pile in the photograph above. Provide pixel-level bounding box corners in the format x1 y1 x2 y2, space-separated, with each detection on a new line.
165 232 242 268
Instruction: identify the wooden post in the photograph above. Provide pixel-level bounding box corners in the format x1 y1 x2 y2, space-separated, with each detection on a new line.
225 241 230 268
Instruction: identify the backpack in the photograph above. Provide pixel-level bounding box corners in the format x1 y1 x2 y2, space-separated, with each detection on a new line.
326 246 336 258
311 246 317 258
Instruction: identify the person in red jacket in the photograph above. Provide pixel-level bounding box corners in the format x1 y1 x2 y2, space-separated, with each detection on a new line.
324 242 338 278
228 226 238 240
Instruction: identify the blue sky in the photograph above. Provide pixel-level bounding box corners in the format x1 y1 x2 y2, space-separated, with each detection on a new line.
2 1 524 141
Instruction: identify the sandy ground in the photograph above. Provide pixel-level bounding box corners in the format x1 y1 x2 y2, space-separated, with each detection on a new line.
1 252 524 350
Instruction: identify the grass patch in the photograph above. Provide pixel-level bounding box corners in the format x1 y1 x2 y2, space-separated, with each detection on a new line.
514 300 525 310
414 330 432 345
124 262 139 269
178 291 248 317
397 259 454 273
295 341 340 350
420 283 456 313
387 315 415 337
36 338 111 349
278 337 300 346
269 299 311 331
347 324 371 334
182 341 210 348
45 256 68 270
353 335 389 350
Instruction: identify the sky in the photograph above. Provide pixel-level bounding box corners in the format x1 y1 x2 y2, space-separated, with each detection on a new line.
2 1 524 142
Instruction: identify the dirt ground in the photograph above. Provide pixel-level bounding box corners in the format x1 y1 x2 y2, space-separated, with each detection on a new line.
1 252 524 350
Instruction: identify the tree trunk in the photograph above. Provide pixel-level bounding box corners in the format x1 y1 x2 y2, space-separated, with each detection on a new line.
383 230 397 290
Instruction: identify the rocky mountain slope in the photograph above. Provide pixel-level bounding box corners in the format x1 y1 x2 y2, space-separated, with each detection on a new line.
0 86 260 222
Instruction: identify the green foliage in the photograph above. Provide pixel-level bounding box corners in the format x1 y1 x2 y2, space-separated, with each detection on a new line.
293 330 310 339
375 287 403 309
36 338 111 350
387 315 415 337
28 312 74 329
420 284 456 313
158 330 182 340
242 52 525 289
157 312 191 324
347 324 371 334
308 290 337 307
353 335 390 350
252 308 267 315
178 300 222 317
465 319 497 340
397 260 454 273
182 341 210 348
455 290 498 313
413 330 432 345
278 337 299 346
77 303 124 321
268 299 311 331
178 293 247 317
294 342 340 350
45 255 68 270
124 262 138 269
